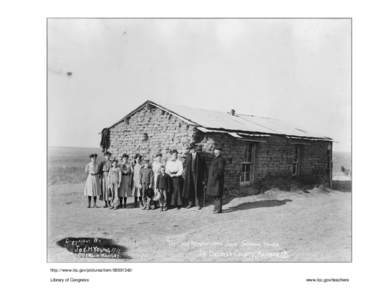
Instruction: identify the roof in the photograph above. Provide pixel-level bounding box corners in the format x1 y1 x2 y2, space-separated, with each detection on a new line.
110 100 332 141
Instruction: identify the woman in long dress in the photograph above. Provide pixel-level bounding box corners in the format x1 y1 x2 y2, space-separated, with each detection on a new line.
119 153 133 208
99 151 112 208
84 153 101 208
165 149 183 209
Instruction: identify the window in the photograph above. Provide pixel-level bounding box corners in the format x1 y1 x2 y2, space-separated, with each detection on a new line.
241 163 251 183
292 145 302 176
240 143 255 185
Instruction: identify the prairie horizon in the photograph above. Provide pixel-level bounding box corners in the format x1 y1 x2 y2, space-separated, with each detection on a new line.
48 146 351 186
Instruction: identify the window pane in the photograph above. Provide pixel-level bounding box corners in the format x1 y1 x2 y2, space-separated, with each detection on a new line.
243 143 254 162
240 163 251 183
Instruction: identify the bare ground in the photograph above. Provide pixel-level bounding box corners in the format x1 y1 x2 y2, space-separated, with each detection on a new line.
48 184 351 262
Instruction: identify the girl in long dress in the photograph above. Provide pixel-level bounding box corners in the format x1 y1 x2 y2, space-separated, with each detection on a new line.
119 153 133 208
165 149 184 209
108 159 121 210
132 154 143 208
152 153 163 207
84 153 101 208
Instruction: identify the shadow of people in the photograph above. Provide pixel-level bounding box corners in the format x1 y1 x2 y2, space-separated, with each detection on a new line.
223 199 292 213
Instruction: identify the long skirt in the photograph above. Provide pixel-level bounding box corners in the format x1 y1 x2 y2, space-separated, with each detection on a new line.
170 176 183 206
119 174 131 197
110 183 120 208
132 185 142 198
101 173 110 201
84 174 101 197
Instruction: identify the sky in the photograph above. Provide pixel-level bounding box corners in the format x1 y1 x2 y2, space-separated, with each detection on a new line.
48 19 351 152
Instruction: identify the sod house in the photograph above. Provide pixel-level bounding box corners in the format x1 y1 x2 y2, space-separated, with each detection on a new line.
101 100 333 194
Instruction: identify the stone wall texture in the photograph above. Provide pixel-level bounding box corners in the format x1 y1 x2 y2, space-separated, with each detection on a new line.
108 104 196 162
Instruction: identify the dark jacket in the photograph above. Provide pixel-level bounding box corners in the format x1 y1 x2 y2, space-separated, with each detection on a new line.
183 152 207 199
98 160 111 176
206 155 225 197
156 173 171 192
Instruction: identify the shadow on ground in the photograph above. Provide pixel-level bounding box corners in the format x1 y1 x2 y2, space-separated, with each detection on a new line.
223 199 292 213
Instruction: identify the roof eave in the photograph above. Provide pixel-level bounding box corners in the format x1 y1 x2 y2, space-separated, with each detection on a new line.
196 126 332 142
107 100 198 129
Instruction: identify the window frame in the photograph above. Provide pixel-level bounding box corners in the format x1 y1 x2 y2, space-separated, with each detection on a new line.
292 144 302 176
240 143 256 186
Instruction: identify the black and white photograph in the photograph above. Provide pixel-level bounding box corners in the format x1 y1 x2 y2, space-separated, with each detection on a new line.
47 18 351 263
8 0 388 298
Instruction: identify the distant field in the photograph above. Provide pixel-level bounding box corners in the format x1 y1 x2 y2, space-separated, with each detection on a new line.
332 151 351 178
48 146 351 186
48 147 100 185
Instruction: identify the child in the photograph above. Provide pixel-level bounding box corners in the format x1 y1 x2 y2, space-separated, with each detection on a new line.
140 159 154 210
152 153 163 209
132 154 143 208
108 159 121 210
84 153 101 208
156 165 170 211
118 153 132 208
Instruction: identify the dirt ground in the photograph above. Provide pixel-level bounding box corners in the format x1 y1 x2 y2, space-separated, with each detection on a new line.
47 183 351 263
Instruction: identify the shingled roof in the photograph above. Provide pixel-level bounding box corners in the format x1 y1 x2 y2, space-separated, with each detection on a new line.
110 100 332 141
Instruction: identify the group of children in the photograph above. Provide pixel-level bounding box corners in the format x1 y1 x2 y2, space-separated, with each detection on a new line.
84 151 170 211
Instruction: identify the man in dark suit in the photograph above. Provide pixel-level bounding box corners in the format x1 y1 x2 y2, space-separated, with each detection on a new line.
206 147 226 214
183 143 207 210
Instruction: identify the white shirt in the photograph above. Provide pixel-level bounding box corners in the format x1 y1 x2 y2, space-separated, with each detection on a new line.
152 160 163 176
165 159 183 177
152 160 163 189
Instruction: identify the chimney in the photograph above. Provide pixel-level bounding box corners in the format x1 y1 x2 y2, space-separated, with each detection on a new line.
230 109 236 116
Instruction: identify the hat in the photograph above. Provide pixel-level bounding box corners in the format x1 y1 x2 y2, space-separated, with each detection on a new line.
153 190 161 201
104 151 112 156
146 188 154 198
89 153 97 158
121 153 129 159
